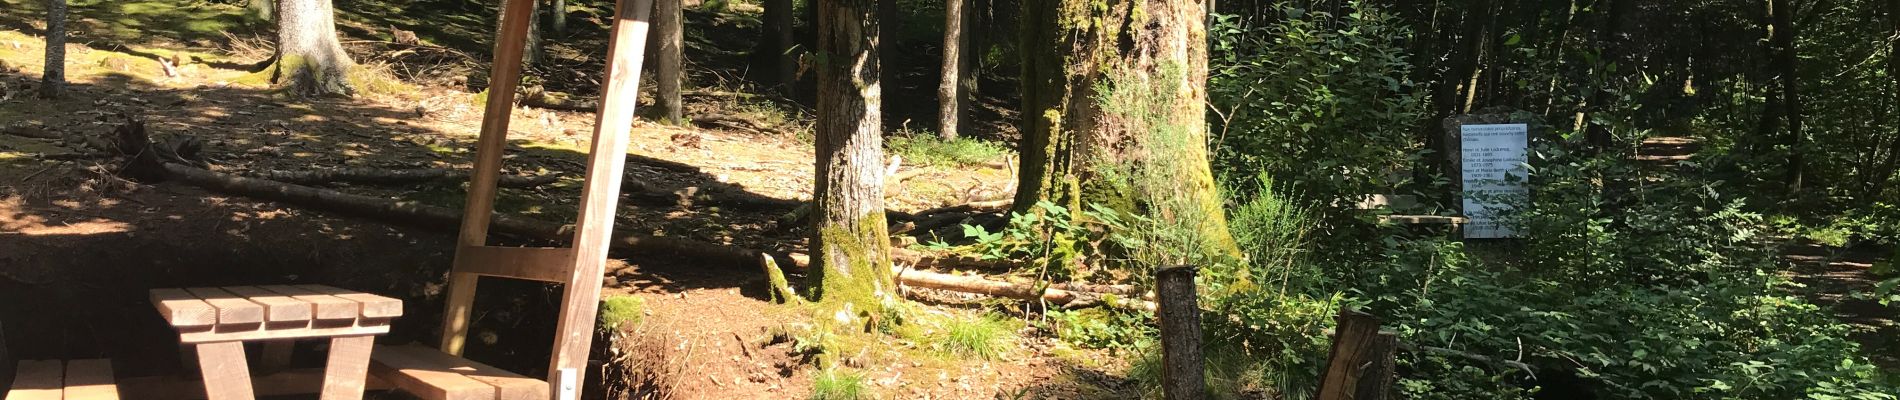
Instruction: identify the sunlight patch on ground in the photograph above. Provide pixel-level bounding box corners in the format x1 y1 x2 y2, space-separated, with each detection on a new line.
0 196 133 235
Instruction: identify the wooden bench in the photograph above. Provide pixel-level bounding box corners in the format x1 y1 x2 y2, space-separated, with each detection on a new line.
5 359 118 400
368 344 547 400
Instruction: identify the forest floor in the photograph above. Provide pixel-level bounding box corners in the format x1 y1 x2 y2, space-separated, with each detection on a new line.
0 0 1127 399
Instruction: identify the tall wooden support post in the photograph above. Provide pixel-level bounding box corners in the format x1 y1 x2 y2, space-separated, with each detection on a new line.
1317 309 1397 400
548 0 652 398
440 0 540 356
1155 266 1204 400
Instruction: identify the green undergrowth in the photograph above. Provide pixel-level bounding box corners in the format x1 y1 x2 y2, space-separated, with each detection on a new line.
810 367 870 400
888 133 1009 168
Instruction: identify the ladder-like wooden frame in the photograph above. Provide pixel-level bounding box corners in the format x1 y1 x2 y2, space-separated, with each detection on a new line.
432 0 653 398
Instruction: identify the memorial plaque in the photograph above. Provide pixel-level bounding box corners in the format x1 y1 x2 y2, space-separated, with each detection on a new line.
1460 123 1528 238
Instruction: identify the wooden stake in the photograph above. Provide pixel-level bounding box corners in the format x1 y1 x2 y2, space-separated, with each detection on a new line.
1155 266 1204 400
1317 308 1397 400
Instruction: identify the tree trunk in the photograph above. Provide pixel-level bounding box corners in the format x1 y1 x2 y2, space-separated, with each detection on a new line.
1016 0 1239 258
1770 0 1805 193
38 0 65 99
653 0 685 124
764 0 796 95
936 0 965 139
551 0 566 33
812 0 895 321
877 0 901 129
274 0 355 96
494 0 542 70
1877 0 1900 196
959 0 983 135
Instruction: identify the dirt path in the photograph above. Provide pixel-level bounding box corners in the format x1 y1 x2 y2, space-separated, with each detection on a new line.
1784 243 1898 371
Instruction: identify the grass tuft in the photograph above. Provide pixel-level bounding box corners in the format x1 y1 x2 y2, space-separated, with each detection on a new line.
938 314 1011 360
810 367 871 400
888 133 1008 168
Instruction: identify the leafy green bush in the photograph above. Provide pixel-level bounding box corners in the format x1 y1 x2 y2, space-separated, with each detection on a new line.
1208 2 1427 209
927 201 1140 283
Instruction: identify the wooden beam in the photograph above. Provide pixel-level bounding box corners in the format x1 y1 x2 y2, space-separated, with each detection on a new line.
195 341 256 400
375 344 548 400
548 0 653 397
256 285 360 322
183 287 265 331
455 246 576 283
293 286 403 319
443 0 541 357
115 368 393 400
177 321 390 344
319 336 375 400
369 346 495 400
222 286 314 325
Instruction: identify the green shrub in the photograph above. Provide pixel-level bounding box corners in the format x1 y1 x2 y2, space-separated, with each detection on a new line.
936 314 1012 360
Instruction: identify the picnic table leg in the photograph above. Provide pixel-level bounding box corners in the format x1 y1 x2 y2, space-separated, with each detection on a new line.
319 335 375 400
196 341 257 400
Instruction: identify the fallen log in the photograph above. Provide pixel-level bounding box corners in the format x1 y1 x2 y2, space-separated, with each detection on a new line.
891 266 1155 311
248 167 559 188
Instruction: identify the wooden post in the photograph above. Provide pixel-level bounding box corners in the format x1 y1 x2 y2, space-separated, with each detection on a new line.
546 0 652 398
1155 265 1204 400
440 0 541 356
1317 308 1396 400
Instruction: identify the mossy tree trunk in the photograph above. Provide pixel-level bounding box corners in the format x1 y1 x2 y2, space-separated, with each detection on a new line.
39 0 65 99
653 0 685 124
812 0 895 323
274 0 355 96
493 0 542 69
1015 0 1238 257
936 0 966 139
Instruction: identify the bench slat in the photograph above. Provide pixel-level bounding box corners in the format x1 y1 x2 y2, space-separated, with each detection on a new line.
183 288 265 328
5 360 63 400
62 359 119 400
295 285 403 319
256 285 360 322
369 345 498 400
376 344 547 400
222 286 314 324
150 289 217 328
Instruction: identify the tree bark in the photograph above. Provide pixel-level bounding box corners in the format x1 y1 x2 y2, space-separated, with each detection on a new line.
493 0 542 70
274 0 356 96
551 0 567 33
653 0 685 124
249 0 274 22
812 0 896 318
764 0 796 95
1015 0 1239 257
38 0 65 99
936 0 966 139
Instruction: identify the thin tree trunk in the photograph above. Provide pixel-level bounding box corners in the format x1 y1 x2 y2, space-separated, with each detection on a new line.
38 0 65 99
765 0 796 95
275 0 355 96
1770 0 1805 193
937 0 966 139
1016 0 1239 258
812 0 895 316
654 0 685 124
878 0 901 129
494 0 542 69
551 0 566 33
1876 0 1900 196
959 0 983 136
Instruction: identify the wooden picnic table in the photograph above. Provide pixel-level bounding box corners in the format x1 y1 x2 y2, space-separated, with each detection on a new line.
149 285 402 400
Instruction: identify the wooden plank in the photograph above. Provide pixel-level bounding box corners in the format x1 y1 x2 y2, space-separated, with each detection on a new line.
454 245 575 283
292 286 402 319
62 359 119 400
378 344 546 400
5 360 63 400
150 288 217 328
178 323 390 344
183 288 265 328
256 285 359 322
195 341 256 400
1317 309 1396 400
319 336 375 400
437 273 479 356
548 0 653 394
369 346 495 400
223 286 314 324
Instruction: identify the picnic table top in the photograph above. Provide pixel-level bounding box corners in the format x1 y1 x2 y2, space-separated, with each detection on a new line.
149 285 402 344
